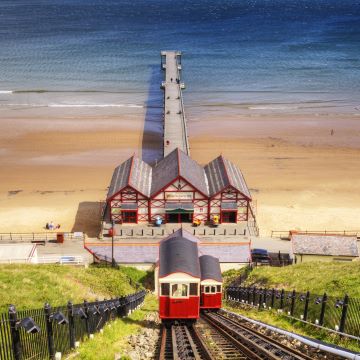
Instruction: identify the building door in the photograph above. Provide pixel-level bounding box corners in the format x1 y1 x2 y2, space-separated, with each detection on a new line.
221 211 237 223
122 211 137 223
166 213 193 223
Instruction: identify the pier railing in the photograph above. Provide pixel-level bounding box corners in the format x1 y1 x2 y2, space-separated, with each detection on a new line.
271 230 360 239
0 232 85 244
0 290 146 360
226 286 360 341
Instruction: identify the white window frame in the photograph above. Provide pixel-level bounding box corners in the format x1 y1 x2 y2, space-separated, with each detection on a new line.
170 283 189 299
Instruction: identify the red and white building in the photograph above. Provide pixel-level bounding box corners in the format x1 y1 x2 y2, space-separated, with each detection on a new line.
105 148 254 225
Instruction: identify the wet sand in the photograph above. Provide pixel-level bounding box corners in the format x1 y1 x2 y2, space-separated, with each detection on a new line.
0 107 359 236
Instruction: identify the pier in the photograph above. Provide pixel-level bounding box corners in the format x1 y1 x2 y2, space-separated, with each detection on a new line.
160 51 190 157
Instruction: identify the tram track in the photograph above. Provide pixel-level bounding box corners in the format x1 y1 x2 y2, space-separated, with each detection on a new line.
158 311 344 360
158 323 214 360
201 311 342 360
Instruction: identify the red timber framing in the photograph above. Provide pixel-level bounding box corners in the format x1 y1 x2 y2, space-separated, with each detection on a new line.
149 175 208 223
208 185 250 223
109 186 149 224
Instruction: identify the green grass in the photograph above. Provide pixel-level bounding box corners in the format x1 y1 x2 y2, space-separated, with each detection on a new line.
224 301 360 353
73 295 158 360
0 264 146 312
225 262 360 297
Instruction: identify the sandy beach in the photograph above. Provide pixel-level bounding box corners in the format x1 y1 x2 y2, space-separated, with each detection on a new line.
0 105 359 236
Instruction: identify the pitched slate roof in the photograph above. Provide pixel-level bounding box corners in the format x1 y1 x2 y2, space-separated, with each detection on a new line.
199 255 222 282
204 156 251 199
107 156 152 199
291 234 359 257
159 236 201 278
151 148 209 196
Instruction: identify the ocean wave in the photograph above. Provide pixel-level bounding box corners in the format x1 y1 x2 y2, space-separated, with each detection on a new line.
248 106 300 110
1 103 143 108
0 90 13 94
48 103 143 108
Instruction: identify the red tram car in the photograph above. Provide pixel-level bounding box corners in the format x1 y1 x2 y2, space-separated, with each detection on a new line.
158 235 201 322
199 255 223 310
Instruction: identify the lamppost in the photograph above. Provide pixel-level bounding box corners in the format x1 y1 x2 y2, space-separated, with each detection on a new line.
111 220 115 267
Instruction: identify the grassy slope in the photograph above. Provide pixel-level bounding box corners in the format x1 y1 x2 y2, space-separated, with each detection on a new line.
74 295 158 360
223 262 360 353
224 302 360 353
0 264 147 312
223 262 360 297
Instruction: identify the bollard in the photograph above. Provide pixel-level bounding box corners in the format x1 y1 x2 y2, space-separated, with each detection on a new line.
9 305 22 360
44 303 56 359
67 302 76 349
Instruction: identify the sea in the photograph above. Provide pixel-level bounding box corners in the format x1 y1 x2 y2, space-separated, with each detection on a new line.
0 0 359 116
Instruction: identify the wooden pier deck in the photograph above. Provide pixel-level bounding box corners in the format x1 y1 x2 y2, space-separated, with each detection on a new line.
161 50 190 157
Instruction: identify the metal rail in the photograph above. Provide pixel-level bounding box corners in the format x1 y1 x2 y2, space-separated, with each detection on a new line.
202 312 315 360
158 323 213 360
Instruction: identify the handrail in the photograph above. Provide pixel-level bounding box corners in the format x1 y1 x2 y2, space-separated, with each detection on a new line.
271 230 360 238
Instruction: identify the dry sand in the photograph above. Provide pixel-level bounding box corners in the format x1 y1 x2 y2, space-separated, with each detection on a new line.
0 106 359 236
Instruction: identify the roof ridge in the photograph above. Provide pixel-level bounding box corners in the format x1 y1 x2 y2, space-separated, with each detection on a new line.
127 154 135 187
177 148 181 176
220 155 231 187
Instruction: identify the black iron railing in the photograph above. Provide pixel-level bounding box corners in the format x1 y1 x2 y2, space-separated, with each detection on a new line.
0 290 146 360
226 286 360 340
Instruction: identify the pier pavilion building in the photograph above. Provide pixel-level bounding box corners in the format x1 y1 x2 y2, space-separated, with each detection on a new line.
105 148 254 225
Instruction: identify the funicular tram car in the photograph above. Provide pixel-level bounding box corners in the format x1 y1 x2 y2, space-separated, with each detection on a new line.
158 235 201 323
199 255 223 310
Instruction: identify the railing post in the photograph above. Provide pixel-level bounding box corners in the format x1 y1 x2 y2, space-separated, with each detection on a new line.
44 303 55 359
280 289 285 310
252 287 256 305
258 288 263 308
67 301 76 349
247 287 251 304
271 288 275 308
303 291 310 321
83 300 90 336
9 305 21 360
290 290 296 316
319 293 327 326
339 294 349 333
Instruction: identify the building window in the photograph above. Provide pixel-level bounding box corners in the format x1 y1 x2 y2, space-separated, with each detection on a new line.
171 284 188 298
161 283 170 296
122 211 137 223
190 283 198 296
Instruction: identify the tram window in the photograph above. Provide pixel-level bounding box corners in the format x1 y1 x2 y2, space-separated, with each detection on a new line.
217 285 221 292
211 286 216 293
190 283 198 296
201 285 204 293
172 284 188 298
205 286 210 293
161 283 170 296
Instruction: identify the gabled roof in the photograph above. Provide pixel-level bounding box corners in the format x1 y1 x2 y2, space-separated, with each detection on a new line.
151 148 209 196
291 233 359 257
107 156 152 199
204 156 251 199
199 255 222 282
159 233 200 278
